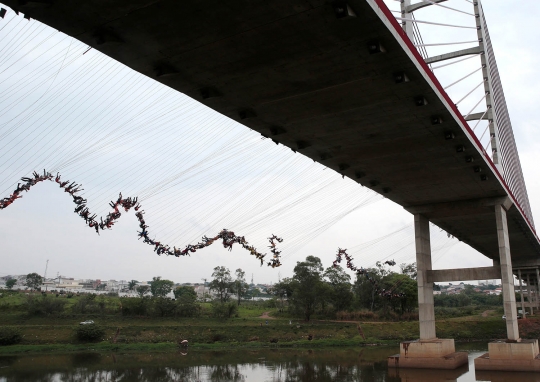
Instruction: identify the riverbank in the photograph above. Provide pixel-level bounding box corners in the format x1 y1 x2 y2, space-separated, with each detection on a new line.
2 310 538 355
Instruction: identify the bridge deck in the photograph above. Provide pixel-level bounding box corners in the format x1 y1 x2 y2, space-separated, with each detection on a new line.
4 0 539 262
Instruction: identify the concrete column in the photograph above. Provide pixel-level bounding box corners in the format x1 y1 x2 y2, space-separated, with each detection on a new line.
495 205 519 341
414 214 436 340
400 0 415 42
526 273 534 316
518 269 525 318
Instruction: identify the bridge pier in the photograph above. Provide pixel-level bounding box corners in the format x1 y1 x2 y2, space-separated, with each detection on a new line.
474 204 540 372
388 214 468 370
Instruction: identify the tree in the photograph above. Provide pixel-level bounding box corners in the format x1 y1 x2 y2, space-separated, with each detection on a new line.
384 273 418 314
5 278 16 290
149 276 174 298
271 278 294 311
324 265 353 312
289 256 324 321
400 262 417 279
231 269 248 306
209 266 233 303
136 285 150 298
24 273 43 291
175 288 199 317
128 280 138 291
174 286 197 300
353 267 382 311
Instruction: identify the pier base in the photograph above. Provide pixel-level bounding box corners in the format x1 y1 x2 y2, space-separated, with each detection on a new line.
474 339 540 372
388 339 468 369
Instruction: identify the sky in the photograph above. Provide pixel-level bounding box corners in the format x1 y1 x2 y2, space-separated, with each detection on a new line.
0 0 539 285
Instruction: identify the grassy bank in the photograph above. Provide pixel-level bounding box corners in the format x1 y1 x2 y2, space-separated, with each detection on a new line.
1 311 534 355
1 292 534 355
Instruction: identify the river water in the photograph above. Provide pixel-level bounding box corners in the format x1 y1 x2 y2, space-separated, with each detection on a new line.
0 343 537 381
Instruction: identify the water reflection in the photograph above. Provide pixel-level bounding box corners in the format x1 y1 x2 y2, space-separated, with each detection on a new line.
475 371 540 382
389 365 469 381
0 345 516 382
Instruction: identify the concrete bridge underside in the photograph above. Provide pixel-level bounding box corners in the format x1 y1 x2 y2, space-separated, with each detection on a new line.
3 0 539 261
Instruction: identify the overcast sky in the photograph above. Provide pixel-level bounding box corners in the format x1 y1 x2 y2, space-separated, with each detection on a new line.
0 0 539 284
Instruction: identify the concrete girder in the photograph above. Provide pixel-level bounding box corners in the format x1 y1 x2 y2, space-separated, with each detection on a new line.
425 46 483 65
465 110 493 121
405 196 513 218
405 0 448 14
427 266 501 283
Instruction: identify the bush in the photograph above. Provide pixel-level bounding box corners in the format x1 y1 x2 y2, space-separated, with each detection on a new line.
120 297 149 316
24 295 67 316
176 294 200 317
72 295 118 315
0 327 22 345
153 297 176 317
211 301 238 319
75 324 105 342
336 310 378 321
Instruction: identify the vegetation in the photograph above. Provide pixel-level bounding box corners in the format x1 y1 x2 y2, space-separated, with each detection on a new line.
75 323 105 342
5 278 16 290
24 294 67 316
271 257 417 321
0 327 21 345
149 276 174 298
136 285 150 298
24 272 43 291
0 260 515 354
209 266 233 303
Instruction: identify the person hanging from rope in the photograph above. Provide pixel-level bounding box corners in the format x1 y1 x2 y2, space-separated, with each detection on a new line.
1 169 285 267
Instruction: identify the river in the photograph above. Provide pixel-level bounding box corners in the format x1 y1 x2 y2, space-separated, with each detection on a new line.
0 343 536 381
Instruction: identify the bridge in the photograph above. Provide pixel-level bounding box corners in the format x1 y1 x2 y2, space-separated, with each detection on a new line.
2 0 539 371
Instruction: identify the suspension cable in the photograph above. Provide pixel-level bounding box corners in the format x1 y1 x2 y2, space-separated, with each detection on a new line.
393 17 478 29
420 0 476 17
472 107 490 131
431 53 481 70
444 66 482 89
455 80 486 106
415 40 479 47
463 92 489 120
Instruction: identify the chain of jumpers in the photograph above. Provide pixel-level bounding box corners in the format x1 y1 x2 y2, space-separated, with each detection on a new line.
1 170 406 298
333 248 404 298
0 170 283 268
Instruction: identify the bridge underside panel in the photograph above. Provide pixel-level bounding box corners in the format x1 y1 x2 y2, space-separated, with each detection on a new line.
5 0 539 260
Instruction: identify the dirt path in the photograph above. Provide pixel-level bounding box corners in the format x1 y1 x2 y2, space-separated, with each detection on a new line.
259 311 276 319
